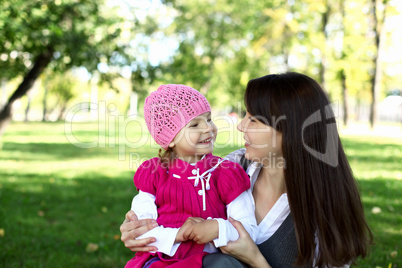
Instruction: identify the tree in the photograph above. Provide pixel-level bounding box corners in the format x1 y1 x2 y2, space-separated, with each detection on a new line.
0 0 132 135
159 0 262 100
368 0 389 128
42 72 79 121
336 0 349 126
318 0 332 91
157 0 298 109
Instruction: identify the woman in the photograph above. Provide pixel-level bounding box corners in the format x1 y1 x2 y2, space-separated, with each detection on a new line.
120 72 373 267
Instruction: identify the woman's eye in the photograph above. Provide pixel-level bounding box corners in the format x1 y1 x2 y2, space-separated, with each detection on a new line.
249 117 256 123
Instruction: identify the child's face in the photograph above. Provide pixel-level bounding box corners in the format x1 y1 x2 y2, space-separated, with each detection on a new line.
169 112 217 163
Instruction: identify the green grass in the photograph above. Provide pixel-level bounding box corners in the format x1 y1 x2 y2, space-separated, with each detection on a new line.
0 121 401 267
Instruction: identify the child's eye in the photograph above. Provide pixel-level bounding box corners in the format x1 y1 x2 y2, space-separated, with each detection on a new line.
207 118 212 122
190 123 198 128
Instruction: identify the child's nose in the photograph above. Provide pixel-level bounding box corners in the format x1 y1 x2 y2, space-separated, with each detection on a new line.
202 120 213 132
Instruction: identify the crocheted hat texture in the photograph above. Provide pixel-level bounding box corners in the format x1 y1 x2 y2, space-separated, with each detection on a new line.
144 84 211 149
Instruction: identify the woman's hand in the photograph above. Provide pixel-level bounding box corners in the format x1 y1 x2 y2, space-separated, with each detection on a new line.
120 210 159 252
175 217 205 243
220 218 271 268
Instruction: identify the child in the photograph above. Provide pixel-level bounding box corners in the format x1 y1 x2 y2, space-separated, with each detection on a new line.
125 84 257 268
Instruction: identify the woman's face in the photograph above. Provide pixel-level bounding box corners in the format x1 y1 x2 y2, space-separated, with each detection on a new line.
237 112 283 167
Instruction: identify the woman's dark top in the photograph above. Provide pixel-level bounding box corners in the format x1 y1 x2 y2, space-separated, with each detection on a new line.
204 154 313 268
257 213 312 268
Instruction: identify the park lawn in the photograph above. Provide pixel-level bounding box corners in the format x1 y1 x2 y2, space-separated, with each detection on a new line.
0 121 401 267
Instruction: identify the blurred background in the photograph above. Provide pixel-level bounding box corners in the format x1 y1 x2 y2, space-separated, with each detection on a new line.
0 0 401 267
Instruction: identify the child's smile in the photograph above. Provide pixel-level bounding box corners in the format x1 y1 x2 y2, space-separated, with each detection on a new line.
169 112 217 163
198 137 213 144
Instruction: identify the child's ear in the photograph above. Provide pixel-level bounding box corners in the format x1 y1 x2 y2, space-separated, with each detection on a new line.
168 141 175 148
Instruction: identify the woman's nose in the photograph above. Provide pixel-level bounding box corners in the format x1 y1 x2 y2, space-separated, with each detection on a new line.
237 118 245 133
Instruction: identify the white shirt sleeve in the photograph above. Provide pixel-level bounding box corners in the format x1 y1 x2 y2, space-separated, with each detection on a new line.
131 191 180 256
213 189 257 247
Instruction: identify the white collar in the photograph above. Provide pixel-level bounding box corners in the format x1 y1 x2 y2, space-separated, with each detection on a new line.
190 154 207 166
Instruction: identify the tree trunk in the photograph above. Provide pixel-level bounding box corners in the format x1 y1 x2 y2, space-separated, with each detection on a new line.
339 0 348 127
24 93 32 122
58 105 66 121
319 57 327 92
340 69 349 127
369 4 380 129
42 86 48 121
0 49 53 135
355 98 361 121
319 0 331 92
369 0 386 129
1 79 7 110
284 51 290 72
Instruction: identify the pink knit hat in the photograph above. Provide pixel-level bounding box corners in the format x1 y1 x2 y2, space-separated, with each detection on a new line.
144 84 211 149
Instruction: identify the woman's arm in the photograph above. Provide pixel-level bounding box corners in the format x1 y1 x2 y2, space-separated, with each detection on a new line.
220 218 271 268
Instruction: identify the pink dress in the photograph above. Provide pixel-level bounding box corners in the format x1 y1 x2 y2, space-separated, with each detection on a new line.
125 153 250 268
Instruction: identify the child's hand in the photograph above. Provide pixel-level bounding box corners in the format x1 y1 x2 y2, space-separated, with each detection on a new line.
183 219 219 244
175 217 205 243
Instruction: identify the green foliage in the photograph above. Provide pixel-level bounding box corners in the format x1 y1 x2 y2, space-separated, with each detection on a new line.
0 121 401 267
146 0 400 110
152 0 280 108
41 71 80 119
45 72 78 103
0 0 129 81
1 0 400 116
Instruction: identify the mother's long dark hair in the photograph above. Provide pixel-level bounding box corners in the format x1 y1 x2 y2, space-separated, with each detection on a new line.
245 72 373 267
